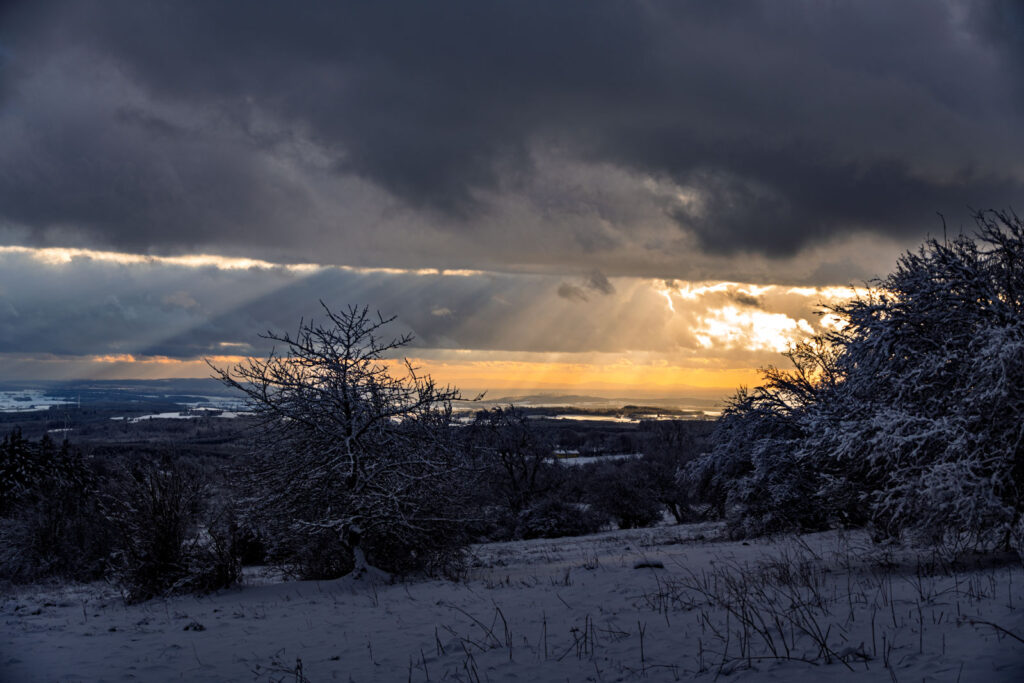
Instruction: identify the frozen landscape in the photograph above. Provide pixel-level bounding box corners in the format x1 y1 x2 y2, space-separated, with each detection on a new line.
5 217 1024 681
4 523 1022 682
5 3 1024 682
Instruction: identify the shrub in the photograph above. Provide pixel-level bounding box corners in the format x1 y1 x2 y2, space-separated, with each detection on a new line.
584 460 664 529
107 460 240 602
0 433 116 582
515 496 608 540
687 210 1024 550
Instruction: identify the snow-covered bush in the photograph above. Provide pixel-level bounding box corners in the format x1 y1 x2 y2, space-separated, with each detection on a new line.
583 459 664 529
213 304 474 578
686 338 841 537
689 210 1024 550
812 210 1024 548
0 432 115 582
106 460 240 603
513 496 607 540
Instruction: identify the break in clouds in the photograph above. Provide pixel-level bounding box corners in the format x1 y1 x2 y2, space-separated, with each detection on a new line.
0 249 849 371
1 0 1022 276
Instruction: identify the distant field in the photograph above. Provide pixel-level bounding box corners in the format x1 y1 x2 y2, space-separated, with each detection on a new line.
0 379 718 460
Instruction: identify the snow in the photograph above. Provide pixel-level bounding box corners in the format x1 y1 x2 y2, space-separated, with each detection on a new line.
109 409 248 423
3 525 1022 682
551 453 642 467
0 391 71 413
551 414 640 423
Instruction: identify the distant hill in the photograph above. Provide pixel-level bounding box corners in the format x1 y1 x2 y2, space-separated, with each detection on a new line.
454 393 723 412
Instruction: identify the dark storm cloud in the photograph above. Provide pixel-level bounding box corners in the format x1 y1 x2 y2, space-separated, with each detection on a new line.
586 271 615 296
729 292 762 309
1 0 1021 265
557 270 616 302
969 0 1024 99
557 282 589 303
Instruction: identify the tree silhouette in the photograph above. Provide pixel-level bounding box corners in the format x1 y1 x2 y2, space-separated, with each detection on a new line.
212 304 471 577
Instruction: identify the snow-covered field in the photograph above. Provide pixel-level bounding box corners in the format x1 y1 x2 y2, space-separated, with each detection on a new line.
3 524 1022 682
0 391 71 413
109 408 249 423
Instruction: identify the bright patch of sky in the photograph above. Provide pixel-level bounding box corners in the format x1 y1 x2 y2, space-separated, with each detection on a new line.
0 246 858 398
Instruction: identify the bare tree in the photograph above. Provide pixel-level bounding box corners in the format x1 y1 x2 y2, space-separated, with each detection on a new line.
211 304 469 577
469 406 558 515
639 419 713 523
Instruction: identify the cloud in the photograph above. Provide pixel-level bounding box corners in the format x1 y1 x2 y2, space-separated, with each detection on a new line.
0 248 855 364
162 291 199 310
586 270 615 295
557 283 589 303
558 271 617 302
729 292 761 308
0 0 1019 277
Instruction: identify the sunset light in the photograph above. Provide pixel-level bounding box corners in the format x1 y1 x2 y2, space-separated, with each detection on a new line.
0 242 862 394
3 3 1021 680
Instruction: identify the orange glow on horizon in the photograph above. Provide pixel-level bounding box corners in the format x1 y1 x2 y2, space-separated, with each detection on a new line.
88 353 249 366
402 358 762 395
93 354 759 397
3 352 759 398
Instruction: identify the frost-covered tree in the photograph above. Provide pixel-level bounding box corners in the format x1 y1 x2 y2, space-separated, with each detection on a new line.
686 337 842 537
689 210 1024 550
212 304 471 577
808 210 1024 548
583 458 664 529
105 460 230 602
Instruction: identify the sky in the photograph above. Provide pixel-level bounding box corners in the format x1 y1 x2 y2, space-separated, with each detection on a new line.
0 0 1021 400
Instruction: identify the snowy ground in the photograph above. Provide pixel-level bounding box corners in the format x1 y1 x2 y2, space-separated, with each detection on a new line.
3 524 1023 682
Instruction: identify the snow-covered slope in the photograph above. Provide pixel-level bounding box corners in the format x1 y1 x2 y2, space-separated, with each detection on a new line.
3 524 1022 681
